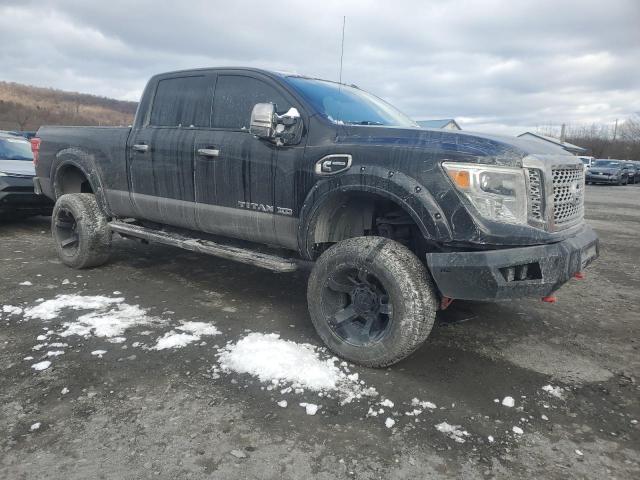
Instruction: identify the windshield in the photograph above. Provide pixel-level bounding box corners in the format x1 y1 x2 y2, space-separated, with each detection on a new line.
284 76 418 128
593 160 621 167
0 137 33 160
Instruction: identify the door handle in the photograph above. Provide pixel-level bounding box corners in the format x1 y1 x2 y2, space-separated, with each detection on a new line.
132 144 149 153
197 148 220 158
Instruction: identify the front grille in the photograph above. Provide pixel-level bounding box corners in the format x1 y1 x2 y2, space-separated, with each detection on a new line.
527 169 543 221
551 166 584 226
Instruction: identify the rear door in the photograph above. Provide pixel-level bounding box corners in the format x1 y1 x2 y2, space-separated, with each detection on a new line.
193 72 302 248
127 74 213 229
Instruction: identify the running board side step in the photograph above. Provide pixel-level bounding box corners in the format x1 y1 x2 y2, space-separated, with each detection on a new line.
109 221 298 273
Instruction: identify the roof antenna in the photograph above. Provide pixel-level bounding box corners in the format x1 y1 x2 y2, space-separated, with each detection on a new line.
338 16 346 89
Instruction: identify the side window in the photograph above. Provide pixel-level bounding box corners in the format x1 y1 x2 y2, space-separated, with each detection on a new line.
149 76 211 127
212 75 292 130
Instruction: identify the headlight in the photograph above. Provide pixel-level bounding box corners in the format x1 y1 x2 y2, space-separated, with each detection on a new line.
442 162 528 225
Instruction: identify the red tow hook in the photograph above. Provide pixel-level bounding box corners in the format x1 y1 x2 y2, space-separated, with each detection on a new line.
541 296 557 303
574 272 585 280
441 296 454 310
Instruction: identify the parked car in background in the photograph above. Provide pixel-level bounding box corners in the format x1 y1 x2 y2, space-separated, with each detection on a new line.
0 131 53 220
622 161 639 184
577 156 595 168
8 131 38 140
586 159 630 185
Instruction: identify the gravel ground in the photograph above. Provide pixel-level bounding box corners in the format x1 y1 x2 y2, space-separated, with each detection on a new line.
1 184 639 479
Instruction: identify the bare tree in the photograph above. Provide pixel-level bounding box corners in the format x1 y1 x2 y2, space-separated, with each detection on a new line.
14 105 31 130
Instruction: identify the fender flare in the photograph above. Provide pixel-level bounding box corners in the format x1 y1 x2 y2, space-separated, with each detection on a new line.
297 168 452 259
50 147 111 216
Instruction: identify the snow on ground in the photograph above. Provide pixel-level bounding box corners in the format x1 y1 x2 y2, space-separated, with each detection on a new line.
153 321 221 350
91 350 107 358
541 384 564 399
30 422 41 431
19 281 33 286
2 305 23 316
512 426 524 435
31 360 51 371
58 302 156 339
299 402 319 415
501 396 515 407
385 418 395 428
435 422 470 443
217 333 377 403
24 295 124 321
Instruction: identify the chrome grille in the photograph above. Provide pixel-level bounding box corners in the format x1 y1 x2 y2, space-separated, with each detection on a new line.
527 168 543 221
551 166 584 226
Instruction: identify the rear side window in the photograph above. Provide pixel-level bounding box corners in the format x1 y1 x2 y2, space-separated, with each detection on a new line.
150 76 211 127
212 75 291 130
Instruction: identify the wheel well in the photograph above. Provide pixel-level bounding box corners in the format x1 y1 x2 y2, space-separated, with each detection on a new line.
308 191 428 259
56 164 93 197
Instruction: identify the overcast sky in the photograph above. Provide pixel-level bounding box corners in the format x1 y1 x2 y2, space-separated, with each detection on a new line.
1 0 638 135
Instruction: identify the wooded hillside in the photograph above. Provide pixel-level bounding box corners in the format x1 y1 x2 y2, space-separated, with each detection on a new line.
0 81 137 131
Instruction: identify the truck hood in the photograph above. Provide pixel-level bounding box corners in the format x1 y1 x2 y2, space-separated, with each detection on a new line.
0 159 35 177
335 125 572 166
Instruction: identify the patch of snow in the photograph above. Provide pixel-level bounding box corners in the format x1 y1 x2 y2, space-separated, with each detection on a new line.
541 414 549 421
91 350 107 358
411 398 436 409
385 417 395 429
153 332 199 350
23 356 34 361
380 399 394 408
575 449 583 456
541 384 564 399
435 422 470 443
300 402 319 415
501 396 515 407
512 426 524 435
30 422 41 431
46 351 65 357
2 305 22 316
36 334 47 341
61 387 69 395
19 281 33 286
62 279 70 285
24 294 124 321
57 302 157 339
277 400 288 408
31 360 51 371
488 435 495 443
48 342 68 348
217 333 377 402
177 321 221 337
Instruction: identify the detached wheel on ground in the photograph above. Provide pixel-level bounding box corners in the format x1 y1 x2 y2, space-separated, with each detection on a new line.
307 236 438 368
52 193 111 269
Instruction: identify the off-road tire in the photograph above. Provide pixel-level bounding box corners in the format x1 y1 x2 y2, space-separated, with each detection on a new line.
52 193 111 269
307 236 438 367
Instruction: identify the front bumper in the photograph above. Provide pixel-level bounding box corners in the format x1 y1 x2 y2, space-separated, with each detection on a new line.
586 174 619 183
0 175 53 215
426 225 599 301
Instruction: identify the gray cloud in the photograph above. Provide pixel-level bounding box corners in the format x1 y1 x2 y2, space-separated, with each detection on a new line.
1 0 638 134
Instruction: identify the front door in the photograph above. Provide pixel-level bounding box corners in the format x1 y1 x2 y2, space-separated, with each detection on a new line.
127 74 213 230
193 72 303 249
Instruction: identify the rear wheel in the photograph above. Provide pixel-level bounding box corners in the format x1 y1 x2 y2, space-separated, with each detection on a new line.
307 236 438 367
52 193 111 269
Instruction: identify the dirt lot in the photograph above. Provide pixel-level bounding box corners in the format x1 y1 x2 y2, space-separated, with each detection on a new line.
1 184 639 480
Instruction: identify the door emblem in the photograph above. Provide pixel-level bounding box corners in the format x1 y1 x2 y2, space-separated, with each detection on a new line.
237 201 292 216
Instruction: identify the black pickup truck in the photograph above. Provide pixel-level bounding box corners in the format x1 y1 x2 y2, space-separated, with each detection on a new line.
32 67 599 367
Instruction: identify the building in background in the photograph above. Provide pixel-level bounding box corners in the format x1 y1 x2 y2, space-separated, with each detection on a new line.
517 131 588 155
417 119 461 130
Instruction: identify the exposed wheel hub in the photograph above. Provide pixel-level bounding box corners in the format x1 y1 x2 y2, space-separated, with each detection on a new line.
352 286 379 316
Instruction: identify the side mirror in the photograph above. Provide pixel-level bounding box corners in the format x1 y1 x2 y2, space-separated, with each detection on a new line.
250 103 276 139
